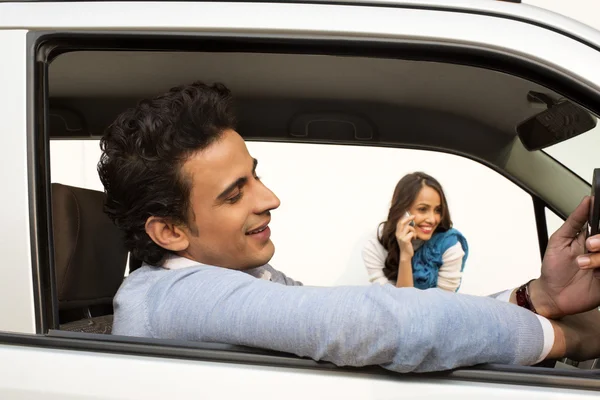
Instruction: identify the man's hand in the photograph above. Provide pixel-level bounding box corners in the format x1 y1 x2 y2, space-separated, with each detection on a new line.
530 196 600 319
549 309 600 362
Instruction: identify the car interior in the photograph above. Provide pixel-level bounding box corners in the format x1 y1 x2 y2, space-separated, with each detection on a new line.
52 182 128 334
45 49 598 371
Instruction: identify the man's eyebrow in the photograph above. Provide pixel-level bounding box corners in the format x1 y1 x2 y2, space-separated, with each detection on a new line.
216 159 258 201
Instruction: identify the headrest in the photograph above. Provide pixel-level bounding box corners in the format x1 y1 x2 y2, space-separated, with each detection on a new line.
51 183 128 310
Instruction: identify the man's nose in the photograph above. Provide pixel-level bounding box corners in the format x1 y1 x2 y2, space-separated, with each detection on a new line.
255 181 281 214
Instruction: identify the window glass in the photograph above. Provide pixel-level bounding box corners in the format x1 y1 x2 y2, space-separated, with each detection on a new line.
544 124 600 184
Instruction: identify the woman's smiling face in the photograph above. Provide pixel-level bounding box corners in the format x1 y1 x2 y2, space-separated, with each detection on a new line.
407 185 442 241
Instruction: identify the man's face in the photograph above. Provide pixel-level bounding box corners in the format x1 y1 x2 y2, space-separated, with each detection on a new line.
178 129 281 270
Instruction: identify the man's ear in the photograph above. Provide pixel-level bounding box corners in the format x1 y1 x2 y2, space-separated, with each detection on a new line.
145 216 190 252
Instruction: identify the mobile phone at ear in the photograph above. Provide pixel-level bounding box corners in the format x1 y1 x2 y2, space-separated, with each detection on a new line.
405 211 415 227
588 168 600 240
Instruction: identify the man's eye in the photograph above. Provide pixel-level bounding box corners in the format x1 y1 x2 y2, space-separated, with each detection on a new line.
227 191 243 204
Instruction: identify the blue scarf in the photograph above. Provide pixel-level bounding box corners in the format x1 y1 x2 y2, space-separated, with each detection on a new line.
411 228 469 291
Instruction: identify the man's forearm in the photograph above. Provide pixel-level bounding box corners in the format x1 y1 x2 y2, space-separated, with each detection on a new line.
493 286 556 363
152 267 549 373
505 281 600 362
546 320 567 360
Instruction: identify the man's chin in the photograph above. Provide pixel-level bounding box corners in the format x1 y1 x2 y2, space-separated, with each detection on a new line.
240 241 275 270
259 240 276 264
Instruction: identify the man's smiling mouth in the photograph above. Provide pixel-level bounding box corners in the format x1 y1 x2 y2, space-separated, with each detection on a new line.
246 221 270 235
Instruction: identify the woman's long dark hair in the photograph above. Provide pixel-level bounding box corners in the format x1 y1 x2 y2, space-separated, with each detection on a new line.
378 172 453 281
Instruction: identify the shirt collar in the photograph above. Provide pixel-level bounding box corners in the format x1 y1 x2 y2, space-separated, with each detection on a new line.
161 255 200 270
160 255 272 281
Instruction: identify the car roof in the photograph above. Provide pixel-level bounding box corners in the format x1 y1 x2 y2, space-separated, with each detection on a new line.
3 0 600 49
283 0 600 50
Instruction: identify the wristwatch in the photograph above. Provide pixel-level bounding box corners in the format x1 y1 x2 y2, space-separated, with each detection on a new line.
516 279 538 314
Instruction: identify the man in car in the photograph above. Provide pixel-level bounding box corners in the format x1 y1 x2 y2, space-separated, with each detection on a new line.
99 81 600 373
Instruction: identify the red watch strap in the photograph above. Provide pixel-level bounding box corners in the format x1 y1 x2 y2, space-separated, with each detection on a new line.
516 279 538 314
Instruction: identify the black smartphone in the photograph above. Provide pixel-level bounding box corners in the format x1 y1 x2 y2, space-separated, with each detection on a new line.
588 168 600 239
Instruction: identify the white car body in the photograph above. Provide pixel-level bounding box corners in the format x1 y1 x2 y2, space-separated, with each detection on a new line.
0 1 599 398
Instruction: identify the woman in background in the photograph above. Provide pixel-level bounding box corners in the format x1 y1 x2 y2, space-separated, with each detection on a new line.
362 172 468 292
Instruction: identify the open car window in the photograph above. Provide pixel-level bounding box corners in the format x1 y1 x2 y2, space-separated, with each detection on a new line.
50 139 543 294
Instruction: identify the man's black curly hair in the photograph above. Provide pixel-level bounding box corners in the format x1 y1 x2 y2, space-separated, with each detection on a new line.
97 81 237 265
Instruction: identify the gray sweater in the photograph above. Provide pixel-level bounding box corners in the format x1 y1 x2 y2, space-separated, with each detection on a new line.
112 259 545 373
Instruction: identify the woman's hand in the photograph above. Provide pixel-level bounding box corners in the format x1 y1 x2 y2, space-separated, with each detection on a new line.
395 214 416 261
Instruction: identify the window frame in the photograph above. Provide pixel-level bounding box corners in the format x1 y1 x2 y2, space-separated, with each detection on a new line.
22 30 600 390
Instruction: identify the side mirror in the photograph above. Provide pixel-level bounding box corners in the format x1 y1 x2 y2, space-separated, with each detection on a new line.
517 92 596 151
